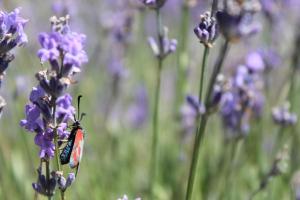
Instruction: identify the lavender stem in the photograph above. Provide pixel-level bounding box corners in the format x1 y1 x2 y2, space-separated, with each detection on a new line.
199 47 209 101
52 98 65 200
150 8 164 197
185 40 229 200
45 160 51 200
175 3 190 112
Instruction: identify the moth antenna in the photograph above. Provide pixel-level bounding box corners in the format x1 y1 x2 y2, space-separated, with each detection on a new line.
80 113 86 122
73 114 77 122
77 95 83 120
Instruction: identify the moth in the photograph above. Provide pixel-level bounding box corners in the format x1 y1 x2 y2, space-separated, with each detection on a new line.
60 95 85 176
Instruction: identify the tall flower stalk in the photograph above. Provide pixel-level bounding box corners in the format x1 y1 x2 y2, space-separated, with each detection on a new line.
20 15 88 199
175 0 196 112
185 0 261 198
185 39 229 200
140 0 177 197
0 8 27 116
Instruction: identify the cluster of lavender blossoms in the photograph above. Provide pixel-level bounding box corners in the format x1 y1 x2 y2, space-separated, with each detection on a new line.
0 8 27 115
272 103 298 126
148 27 177 59
180 95 205 135
194 11 218 48
216 0 261 41
20 15 87 196
219 57 265 137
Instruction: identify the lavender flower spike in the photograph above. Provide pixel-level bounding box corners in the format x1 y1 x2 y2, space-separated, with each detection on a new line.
216 0 261 42
194 11 218 48
0 7 28 87
272 103 298 126
148 26 177 59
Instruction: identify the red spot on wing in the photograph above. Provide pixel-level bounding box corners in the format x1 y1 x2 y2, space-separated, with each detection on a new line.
70 129 84 168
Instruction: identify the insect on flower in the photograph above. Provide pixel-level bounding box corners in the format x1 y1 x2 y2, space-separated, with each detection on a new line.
60 95 86 176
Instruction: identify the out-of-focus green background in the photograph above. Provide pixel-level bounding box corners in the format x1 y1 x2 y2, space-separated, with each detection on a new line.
0 0 299 199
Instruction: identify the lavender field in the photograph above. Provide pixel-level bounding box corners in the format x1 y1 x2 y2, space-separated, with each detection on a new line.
0 0 299 199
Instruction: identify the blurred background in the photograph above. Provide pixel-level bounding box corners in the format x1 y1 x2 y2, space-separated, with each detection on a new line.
0 0 299 199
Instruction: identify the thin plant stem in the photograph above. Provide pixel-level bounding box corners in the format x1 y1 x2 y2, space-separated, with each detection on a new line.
175 3 190 111
199 47 209 101
185 40 229 200
150 59 162 197
288 22 300 171
150 8 164 197
52 97 65 200
45 160 52 200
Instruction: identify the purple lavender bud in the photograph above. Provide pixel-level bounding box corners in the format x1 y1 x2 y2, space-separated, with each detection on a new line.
148 27 177 59
186 95 205 115
30 86 46 103
65 173 75 188
37 32 60 62
246 51 265 72
32 167 56 196
139 0 167 9
56 93 75 123
272 103 298 126
180 103 197 135
35 130 55 158
194 11 218 47
57 174 66 190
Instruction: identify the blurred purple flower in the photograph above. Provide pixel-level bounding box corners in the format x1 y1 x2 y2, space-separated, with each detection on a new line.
220 64 265 137
216 1 261 42
0 7 27 88
246 51 265 72
186 95 205 115
180 95 205 135
258 48 281 71
0 7 28 47
148 27 177 59
56 172 75 192
194 11 218 47
126 86 149 129
272 103 298 126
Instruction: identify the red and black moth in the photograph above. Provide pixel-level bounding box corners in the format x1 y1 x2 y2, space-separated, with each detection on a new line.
60 95 85 176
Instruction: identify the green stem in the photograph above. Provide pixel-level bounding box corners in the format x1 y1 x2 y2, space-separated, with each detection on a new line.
199 47 209 101
175 3 190 111
185 40 229 200
52 98 65 200
150 8 164 198
45 160 52 200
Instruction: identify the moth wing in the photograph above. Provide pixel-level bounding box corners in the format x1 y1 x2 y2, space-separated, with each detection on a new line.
69 129 84 168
